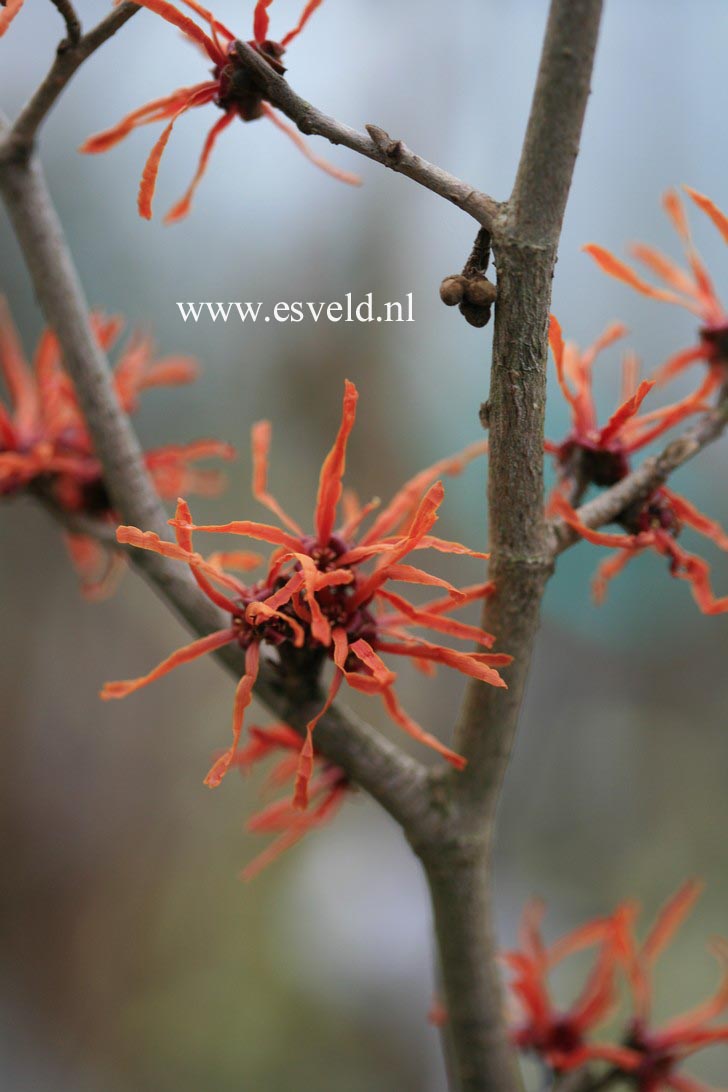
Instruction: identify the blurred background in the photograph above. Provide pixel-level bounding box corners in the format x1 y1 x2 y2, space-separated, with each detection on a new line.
2 1 728 1089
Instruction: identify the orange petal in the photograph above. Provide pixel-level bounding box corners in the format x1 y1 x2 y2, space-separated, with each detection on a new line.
684 186 728 245
133 0 222 61
250 420 303 534
281 0 324 46
314 380 359 546
205 642 260 787
164 109 235 223
253 0 275 43
642 880 704 967
598 379 655 446
381 687 466 769
262 105 362 187
101 626 236 699
0 0 25 37
362 440 487 545
292 671 342 809
583 245 684 306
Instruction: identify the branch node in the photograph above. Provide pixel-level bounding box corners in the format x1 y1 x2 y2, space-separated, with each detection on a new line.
365 124 404 161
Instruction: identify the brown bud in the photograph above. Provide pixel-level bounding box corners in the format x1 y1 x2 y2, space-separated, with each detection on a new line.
464 277 497 307
439 275 467 306
459 300 492 328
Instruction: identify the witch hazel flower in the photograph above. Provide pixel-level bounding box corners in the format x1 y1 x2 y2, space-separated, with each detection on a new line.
102 380 511 808
0 298 234 597
585 187 728 390
503 899 637 1074
230 722 350 880
614 880 728 1092
81 0 360 222
547 315 728 614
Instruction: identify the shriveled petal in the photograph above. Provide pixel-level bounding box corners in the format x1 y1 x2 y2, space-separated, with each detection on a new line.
205 642 261 787
132 0 223 62
592 549 636 604
80 83 218 154
253 0 275 43
164 109 236 224
262 105 362 186
0 297 37 434
381 687 466 769
314 379 359 546
376 588 496 647
292 670 342 809
281 0 324 46
598 379 655 446
643 880 704 967
663 490 728 551
0 0 25 37
169 515 303 552
684 186 728 245
250 420 303 534
361 440 487 545
376 637 510 688
101 627 236 699
584 245 687 308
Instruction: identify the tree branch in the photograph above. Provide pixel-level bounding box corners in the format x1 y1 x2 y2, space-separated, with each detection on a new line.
0 142 431 837
49 0 81 47
232 41 502 231
551 388 728 553
420 4 604 1090
0 3 139 160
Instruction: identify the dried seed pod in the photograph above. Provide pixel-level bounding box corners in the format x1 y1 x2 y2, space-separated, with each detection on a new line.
464 277 497 308
439 275 467 306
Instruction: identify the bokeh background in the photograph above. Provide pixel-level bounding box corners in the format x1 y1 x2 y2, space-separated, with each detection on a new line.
2 2 728 1089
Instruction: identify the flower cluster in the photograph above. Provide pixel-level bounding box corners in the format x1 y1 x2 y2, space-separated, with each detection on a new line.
506 882 728 1090
231 722 350 880
0 299 234 597
586 187 728 389
102 380 510 807
549 187 728 614
81 0 360 222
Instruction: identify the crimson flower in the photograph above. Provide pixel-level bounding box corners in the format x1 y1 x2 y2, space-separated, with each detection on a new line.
548 315 728 613
0 299 234 597
102 380 510 808
0 0 24 36
503 899 636 1073
81 0 360 222
230 722 350 880
615 880 728 1092
585 187 728 390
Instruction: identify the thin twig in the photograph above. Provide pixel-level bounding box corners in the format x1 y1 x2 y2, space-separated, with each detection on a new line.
232 41 502 231
0 3 139 160
49 0 81 46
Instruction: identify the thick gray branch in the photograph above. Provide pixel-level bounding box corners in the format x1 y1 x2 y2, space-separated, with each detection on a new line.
430 4 604 1090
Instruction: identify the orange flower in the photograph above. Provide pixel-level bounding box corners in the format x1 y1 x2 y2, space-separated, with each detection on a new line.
547 315 728 614
0 0 25 37
547 314 711 494
615 881 728 1092
0 298 234 597
230 722 350 879
504 899 638 1073
585 187 728 389
554 493 728 616
102 380 511 807
80 0 360 222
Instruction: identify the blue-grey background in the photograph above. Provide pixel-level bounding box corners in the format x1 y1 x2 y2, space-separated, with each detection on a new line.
1 2 727 1089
